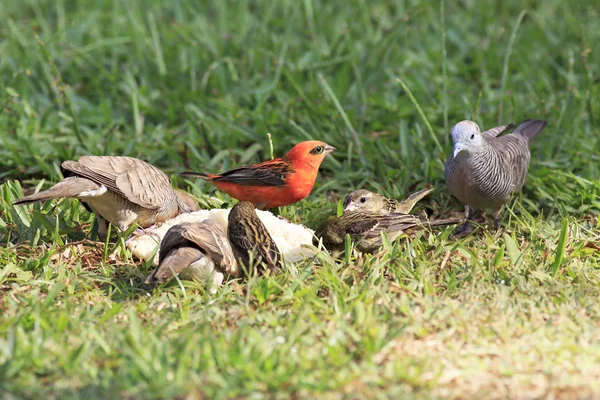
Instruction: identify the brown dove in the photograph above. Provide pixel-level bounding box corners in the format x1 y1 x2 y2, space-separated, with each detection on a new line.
13 156 200 239
144 219 236 285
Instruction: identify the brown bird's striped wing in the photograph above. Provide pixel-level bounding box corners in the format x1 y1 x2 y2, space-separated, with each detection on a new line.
341 211 424 253
313 216 346 251
63 156 174 209
228 202 282 274
345 212 420 240
212 159 295 186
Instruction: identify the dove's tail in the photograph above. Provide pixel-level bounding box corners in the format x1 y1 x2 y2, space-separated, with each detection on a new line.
145 246 204 284
514 119 548 144
12 177 100 206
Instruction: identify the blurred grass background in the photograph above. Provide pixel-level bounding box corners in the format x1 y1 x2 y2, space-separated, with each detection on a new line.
1 0 599 398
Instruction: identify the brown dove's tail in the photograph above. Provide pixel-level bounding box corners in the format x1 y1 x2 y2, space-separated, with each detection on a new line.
145 246 203 284
513 119 548 144
12 177 100 206
180 172 215 181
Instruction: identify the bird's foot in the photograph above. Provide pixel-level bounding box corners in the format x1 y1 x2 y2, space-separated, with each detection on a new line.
493 217 501 230
492 206 504 230
454 221 473 236
276 215 291 223
125 225 161 245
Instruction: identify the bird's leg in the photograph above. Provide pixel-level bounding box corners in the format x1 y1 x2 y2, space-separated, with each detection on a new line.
456 206 477 235
96 215 109 241
132 224 158 236
125 224 161 245
493 205 505 230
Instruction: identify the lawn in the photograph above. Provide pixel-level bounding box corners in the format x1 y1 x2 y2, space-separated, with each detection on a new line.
1 0 600 398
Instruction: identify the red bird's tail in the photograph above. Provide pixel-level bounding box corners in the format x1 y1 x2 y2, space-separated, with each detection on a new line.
180 172 216 181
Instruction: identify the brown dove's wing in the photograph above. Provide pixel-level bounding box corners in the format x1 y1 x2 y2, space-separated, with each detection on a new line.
147 246 204 284
146 223 201 284
149 220 236 283
481 123 515 139
182 220 237 276
211 159 294 186
64 156 173 210
158 223 194 264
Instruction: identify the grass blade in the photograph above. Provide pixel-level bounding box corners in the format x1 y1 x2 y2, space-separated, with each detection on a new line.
498 10 527 124
396 78 444 154
551 217 569 277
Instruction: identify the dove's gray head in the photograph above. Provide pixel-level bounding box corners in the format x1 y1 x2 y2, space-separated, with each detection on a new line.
451 120 483 159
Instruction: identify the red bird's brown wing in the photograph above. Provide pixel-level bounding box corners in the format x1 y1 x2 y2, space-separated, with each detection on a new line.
212 159 294 186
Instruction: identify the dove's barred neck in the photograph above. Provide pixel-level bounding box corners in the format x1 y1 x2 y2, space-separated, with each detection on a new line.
446 134 530 210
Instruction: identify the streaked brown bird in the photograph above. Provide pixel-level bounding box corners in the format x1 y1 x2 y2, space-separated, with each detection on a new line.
444 119 547 233
343 188 434 215
227 201 282 275
13 156 200 239
314 211 462 254
144 219 236 285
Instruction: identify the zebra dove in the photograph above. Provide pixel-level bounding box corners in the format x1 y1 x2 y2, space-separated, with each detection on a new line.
13 156 200 239
444 119 548 233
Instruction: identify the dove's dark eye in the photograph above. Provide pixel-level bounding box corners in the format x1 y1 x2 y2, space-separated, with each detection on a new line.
360 196 367 203
310 145 324 155
469 134 475 140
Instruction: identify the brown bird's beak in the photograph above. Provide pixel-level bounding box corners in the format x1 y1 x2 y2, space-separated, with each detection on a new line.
342 196 355 212
344 202 358 212
324 145 337 154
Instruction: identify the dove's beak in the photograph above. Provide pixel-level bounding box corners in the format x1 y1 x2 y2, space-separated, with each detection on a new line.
453 143 468 159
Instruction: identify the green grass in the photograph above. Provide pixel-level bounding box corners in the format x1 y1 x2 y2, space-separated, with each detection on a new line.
1 0 600 397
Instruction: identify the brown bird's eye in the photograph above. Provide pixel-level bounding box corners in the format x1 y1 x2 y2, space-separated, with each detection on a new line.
360 196 367 203
469 134 475 140
311 145 324 155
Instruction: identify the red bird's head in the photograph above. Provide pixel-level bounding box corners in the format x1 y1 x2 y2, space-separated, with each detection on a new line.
284 140 336 170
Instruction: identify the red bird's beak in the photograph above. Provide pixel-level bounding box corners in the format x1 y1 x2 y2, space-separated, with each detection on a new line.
324 145 337 154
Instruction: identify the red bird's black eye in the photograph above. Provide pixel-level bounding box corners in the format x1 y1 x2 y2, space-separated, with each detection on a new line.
310 146 324 155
